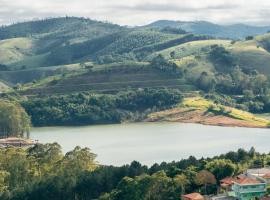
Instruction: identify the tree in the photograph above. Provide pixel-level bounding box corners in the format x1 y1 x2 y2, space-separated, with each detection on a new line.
197 72 216 92
205 159 236 180
173 174 188 195
209 45 237 73
170 51 176 59
0 100 31 138
195 170 216 194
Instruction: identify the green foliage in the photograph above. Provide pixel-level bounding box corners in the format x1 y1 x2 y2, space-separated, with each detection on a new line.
0 144 97 200
208 45 237 73
1 146 269 200
205 159 237 180
196 72 216 92
151 54 183 77
100 171 182 200
0 64 8 71
160 26 187 35
0 100 31 138
22 89 183 126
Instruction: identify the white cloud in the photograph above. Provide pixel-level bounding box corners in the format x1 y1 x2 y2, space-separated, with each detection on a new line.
1 0 270 26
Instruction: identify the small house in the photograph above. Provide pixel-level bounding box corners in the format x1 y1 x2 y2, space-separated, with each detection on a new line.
182 193 204 200
231 176 267 200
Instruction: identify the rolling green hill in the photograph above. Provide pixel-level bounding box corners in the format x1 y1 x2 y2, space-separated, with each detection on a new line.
0 37 34 65
21 62 196 95
2 17 270 127
147 20 270 39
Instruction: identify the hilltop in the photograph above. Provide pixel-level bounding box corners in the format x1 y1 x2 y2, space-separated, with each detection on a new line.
147 20 270 39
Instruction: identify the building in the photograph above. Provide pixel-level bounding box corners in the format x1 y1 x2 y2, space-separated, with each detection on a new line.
246 168 270 184
231 176 267 200
0 137 38 147
220 177 235 191
182 193 204 200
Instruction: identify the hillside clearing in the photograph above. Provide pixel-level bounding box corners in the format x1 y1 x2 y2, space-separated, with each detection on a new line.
147 97 270 128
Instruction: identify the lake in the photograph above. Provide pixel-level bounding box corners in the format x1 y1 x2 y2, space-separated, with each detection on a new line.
30 122 270 166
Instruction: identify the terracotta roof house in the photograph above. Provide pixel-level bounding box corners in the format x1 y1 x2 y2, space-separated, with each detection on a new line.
231 176 267 200
182 193 204 200
220 177 235 190
246 168 270 184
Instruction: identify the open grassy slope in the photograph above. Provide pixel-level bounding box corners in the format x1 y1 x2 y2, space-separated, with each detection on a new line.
147 97 270 128
0 37 34 65
0 63 87 84
230 36 270 76
0 81 9 92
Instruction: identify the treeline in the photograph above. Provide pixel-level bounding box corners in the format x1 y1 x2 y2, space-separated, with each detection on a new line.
22 89 183 126
0 145 267 200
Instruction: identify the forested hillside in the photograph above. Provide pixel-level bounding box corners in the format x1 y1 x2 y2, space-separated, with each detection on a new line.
2 17 270 127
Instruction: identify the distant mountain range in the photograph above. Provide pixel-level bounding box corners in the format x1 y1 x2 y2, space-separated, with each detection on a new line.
146 20 270 39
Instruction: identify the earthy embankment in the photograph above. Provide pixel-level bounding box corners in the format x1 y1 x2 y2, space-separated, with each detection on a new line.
146 97 270 128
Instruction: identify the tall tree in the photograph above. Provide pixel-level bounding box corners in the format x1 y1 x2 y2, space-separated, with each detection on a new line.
0 100 31 138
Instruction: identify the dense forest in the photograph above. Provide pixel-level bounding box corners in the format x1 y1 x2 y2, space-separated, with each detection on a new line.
0 144 268 200
20 88 183 126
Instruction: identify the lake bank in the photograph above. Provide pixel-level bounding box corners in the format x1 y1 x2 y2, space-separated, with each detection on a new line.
147 97 270 128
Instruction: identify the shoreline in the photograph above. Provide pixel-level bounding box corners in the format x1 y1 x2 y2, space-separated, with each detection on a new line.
146 107 270 129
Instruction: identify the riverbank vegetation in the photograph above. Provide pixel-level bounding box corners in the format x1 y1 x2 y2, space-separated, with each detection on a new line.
21 88 183 126
0 144 269 200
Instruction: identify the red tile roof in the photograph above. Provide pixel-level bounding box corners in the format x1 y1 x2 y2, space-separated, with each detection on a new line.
182 193 204 200
234 177 261 185
262 173 270 179
220 177 235 185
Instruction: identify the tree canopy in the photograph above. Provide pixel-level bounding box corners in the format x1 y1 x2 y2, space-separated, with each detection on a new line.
0 100 31 138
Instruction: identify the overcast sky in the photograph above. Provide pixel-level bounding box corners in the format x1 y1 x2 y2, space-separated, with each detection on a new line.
1 0 270 26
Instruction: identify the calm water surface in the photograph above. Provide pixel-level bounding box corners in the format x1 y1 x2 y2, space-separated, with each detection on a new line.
30 123 270 166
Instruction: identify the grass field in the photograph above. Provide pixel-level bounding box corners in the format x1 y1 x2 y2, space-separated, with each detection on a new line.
148 39 231 60
182 97 270 126
0 81 10 92
0 37 33 65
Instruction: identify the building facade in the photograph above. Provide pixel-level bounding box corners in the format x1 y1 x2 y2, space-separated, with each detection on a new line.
231 177 267 200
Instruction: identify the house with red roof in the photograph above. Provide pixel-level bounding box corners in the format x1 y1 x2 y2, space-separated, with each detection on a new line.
231 176 267 200
246 168 270 185
182 193 204 200
220 177 235 191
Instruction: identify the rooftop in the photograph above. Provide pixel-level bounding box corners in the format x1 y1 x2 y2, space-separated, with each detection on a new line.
0 137 38 147
182 193 204 200
220 177 235 185
262 173 270 179
234 177 261 185
247 168 270 177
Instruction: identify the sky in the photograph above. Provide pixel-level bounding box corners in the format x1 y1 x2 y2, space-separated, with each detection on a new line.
1 0 270 26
